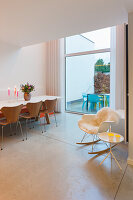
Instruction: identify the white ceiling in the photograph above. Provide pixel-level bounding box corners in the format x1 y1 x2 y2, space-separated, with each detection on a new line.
0 0 133 47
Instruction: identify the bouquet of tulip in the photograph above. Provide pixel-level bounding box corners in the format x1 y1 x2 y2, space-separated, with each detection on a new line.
20 83 35 94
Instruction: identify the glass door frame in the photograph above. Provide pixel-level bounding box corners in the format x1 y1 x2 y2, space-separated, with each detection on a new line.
64 39 111 113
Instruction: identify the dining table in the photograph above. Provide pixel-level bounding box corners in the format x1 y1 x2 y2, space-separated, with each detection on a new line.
0 95 60 124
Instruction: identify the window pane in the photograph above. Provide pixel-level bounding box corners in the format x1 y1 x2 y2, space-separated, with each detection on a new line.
66 27 110 54
66 52 110 113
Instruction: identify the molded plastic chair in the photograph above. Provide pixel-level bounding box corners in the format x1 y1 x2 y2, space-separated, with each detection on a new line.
0 104 24 150
20 101 43 139
88 94 101 111
82 93 88 109
105 95 110 107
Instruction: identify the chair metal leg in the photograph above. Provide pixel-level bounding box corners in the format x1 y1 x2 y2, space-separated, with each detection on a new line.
10 123 12 136
54 112 57 127
81 133 87 143
1 126 4 150
25 119 28 140
18 121 24 141
39 117 44 134
76 133 100 145
15 121 19 135
29 118 32 129
32 118 35 129
43 116 46 132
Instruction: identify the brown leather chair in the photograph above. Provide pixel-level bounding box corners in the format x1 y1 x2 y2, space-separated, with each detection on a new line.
0 104 24 150
20 101 43 139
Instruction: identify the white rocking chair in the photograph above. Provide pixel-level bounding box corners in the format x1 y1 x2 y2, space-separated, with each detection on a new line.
77 107 120 154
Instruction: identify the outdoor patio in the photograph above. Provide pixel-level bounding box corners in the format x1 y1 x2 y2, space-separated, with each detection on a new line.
66 93 110 114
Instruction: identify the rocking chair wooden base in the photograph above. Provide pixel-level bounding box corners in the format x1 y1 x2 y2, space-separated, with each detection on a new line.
76 139 100 145
88 144 117 154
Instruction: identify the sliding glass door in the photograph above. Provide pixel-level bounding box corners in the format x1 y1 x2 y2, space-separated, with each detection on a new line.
65 28 111 113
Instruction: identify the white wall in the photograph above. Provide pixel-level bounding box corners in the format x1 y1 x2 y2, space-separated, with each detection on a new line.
110 25 126 139
110 25 126 110
115 25 126 110
128 12 133 165
0 42 46 100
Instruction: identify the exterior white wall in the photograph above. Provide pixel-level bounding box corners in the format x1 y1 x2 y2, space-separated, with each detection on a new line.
0 42 46 100
66 54 95 102
66 35 95 102
128 12 133 165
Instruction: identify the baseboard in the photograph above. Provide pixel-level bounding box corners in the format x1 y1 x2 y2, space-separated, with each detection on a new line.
127 158 133 165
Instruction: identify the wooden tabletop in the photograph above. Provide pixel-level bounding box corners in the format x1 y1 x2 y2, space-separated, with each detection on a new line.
98 132 124 144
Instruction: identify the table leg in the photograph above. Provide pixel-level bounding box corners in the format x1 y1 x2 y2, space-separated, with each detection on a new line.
100 143 122 170
110 151 122 170
45 113 50 124
100 151 111 166
100 143 111 166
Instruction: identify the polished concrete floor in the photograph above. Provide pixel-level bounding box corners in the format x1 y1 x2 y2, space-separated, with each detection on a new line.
0 113 132 200
66 101 97 114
